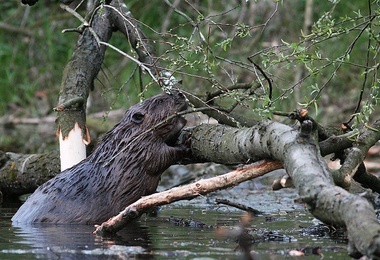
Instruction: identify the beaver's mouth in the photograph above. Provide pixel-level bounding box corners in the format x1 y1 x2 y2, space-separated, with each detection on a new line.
164 116 187 146
178 100 188 111
162 91 188 146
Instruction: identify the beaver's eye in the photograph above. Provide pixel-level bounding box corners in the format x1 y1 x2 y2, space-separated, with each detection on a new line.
131 112 144 124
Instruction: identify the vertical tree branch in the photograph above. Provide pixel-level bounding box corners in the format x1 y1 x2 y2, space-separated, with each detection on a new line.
56 3 114 169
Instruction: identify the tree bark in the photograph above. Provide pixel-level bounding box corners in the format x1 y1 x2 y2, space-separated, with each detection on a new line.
0 150 60 197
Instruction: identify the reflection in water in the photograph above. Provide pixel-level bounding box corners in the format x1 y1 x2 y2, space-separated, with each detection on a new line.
8 221 151 259
1 205 247 259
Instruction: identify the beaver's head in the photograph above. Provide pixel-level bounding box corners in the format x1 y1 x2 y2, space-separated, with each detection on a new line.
90 91 188 166
125 90 188 144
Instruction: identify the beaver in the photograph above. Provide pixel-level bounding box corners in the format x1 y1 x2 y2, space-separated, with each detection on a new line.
12 91 189 224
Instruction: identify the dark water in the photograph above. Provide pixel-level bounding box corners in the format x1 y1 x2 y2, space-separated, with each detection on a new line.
1 193 349 259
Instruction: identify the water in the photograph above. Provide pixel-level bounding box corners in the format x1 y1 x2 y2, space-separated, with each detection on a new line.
1 192 349 259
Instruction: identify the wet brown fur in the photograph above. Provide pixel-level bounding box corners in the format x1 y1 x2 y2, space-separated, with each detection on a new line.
12 91 188 224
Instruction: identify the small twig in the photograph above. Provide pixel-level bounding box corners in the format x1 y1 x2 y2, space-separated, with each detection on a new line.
97 40 159 85
261 2 278 33
272 110 292 117
164 0 208 47
53 96 84 111
164 0 196 27
345 1 374 125
247 58 273 101
0 22 34 37
307 16 375 110
207 83 254 100
4 117 56 125
60 3 89 27
215 198 264 216
103 4 159 65
183 89 253 127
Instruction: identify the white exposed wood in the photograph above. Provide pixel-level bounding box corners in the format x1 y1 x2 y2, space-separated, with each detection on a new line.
59 122 86 171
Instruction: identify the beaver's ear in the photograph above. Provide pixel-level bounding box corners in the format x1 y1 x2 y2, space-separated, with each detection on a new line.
131 112 145 124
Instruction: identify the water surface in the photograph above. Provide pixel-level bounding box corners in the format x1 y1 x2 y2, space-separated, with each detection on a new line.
1 189 349 259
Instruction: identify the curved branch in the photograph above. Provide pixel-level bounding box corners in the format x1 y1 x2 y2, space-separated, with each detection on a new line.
333 119 380 190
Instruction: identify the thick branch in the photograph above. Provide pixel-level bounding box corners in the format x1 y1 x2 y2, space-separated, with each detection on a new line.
56 5 114 140
185 93 256 127
338 120 380 179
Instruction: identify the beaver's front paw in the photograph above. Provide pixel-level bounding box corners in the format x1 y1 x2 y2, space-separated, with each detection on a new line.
175 127 192 148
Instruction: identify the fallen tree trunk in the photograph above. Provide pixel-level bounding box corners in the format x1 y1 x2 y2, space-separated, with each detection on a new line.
191 121 380 258
95 119 380 258
0 150 60 198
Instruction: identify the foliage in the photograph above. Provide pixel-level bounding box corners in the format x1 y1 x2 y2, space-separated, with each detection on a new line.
0 1 75 116
139 0 379 126
0 0 379 128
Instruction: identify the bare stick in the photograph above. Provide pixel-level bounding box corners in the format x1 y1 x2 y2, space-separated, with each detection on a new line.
94 159 282 236
215 198 263 215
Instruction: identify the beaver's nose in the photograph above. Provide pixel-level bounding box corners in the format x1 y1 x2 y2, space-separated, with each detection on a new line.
177 91 185 99
169 89 185 99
